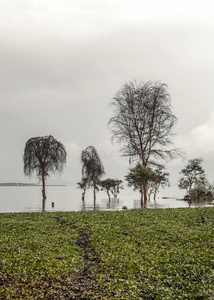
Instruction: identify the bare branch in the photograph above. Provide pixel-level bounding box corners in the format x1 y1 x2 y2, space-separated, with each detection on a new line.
108 80 183 166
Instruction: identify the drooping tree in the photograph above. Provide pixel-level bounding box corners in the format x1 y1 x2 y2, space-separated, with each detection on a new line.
23 135 66 212
125 163 157 207
98 178 123 201
179 158 205 201
81 146 105 201
109 80 181 202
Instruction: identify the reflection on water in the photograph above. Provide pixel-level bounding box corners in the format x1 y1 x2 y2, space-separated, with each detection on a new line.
0 185 213 213
75 197 122 212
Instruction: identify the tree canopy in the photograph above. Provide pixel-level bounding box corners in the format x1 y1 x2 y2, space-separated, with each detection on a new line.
125 163 157 206
179 158 205 201
147 166 169 201
108 80 180 167
98 178 123 201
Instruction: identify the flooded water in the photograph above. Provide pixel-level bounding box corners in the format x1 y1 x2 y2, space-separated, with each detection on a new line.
0 185 213 213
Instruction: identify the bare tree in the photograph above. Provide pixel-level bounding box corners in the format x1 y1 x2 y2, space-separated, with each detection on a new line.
81 146 105 202
23 135 66 212
109 80 181 203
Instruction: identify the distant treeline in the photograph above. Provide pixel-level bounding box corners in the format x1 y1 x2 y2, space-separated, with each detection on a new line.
0 183 66 187
0 183 38 186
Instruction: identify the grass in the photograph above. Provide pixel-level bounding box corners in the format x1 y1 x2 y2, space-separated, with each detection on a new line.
0 207 213 299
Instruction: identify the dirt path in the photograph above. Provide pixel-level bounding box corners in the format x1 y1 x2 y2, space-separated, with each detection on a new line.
55 217 102 299
0 218 104 299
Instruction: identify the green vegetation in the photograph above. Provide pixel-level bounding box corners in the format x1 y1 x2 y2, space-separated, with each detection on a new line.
98 178 123 201
179 158 214 203
0 208 214 299
125 163 158 206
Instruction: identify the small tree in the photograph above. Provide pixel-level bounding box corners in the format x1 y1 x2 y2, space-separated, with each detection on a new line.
77 177 91 201
98 178 123 201
23 135 66 212
147 166 169 201
81 146 105 201
205 181 214 197
125 163 157 207
179 158 205 201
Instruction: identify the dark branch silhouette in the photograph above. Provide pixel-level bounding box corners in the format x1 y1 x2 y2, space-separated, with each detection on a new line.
109 80 183 205
23 135 66 212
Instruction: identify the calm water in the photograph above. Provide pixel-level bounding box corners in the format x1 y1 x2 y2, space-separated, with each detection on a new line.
0 185 213 213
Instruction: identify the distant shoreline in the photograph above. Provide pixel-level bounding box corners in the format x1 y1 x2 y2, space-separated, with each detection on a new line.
0 183 66 186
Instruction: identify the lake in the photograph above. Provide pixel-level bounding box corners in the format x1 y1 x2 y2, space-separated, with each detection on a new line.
0 185 213 213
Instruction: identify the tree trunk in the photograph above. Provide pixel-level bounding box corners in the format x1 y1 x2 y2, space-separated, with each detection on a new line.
107 189 111 201
93 185 96 201
154 190 157 201
93 182 96 210
42 170 46 212
143 184 147 207
140 186 144 208
141 192 144 208
82 188 86 201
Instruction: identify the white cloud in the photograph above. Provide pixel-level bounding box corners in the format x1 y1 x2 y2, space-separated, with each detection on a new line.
185 112 214 155
171 111 214 182
62 141 81 161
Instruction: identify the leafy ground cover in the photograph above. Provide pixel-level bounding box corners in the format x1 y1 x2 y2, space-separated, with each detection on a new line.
0 207 213 299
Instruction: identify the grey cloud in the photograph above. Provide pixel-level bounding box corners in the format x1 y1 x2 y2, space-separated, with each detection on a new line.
1 1 214 185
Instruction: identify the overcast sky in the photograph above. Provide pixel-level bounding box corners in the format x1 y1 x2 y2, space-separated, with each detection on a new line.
1 0 214 186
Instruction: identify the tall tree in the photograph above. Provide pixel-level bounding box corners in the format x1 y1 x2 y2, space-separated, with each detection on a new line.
23 135 66 212
125 163 157 207
108 80 181 201
179 158 205 201
81 146 105 201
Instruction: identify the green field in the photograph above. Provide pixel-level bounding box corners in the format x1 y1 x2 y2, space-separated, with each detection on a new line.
0 207 213 299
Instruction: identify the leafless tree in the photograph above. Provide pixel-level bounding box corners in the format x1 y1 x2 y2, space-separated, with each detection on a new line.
109 80 181 203
23 135 66 212
81 146 105 202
